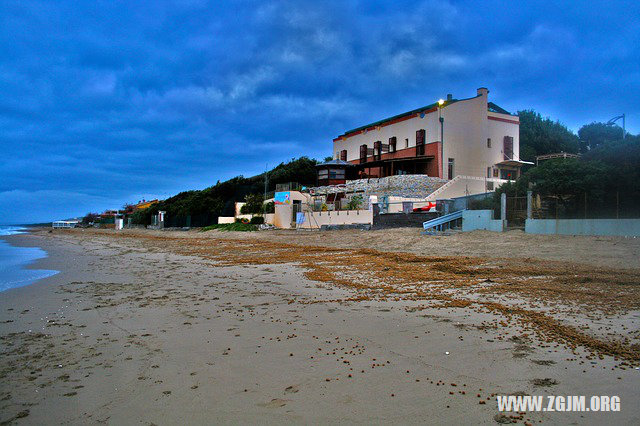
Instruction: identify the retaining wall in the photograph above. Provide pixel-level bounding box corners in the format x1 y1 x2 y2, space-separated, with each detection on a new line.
372 212 438 229
462 210 505 232
525 218 640 237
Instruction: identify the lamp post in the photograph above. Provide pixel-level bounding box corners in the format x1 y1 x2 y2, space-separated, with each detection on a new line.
606 114 626 139
438 99 445 178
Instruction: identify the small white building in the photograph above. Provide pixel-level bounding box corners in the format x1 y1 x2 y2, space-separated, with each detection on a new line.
52 220 80 228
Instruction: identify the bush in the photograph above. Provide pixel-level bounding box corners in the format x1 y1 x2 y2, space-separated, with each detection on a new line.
250 216 264 224
200 223 258 232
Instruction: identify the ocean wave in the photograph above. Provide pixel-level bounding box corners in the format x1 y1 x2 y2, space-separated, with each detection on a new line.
0 226 27 236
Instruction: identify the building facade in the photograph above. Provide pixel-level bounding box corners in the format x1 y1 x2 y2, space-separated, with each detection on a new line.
332 88 525 181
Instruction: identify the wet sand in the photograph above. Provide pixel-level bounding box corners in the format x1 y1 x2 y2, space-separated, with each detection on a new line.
0 228 638 424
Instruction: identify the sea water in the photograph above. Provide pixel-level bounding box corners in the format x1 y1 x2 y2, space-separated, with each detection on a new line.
0 226 58 292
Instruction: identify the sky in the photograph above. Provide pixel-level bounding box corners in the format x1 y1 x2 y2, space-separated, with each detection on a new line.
1 0 639 224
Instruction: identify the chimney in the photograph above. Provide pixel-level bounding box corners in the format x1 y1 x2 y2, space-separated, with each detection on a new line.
446 93 453 101
477 87 489 97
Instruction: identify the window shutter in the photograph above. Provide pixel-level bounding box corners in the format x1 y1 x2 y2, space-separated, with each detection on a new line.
503 136 513 160
416 129 425 155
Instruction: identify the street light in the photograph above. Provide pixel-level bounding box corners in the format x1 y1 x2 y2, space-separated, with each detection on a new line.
438 99 445 178
606 114 626 139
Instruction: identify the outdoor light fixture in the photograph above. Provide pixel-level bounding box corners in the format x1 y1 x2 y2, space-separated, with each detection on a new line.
438 99 445 106
606 114 626 139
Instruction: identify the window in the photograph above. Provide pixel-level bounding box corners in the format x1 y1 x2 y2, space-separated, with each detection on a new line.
486 182 494 191
329 169 345 179
487 167 491 178
389 137 397 153
493 168 499 178
359 144 368 164
487 138 491 148
448 158 455 180
416 129 426 156
500 169 514 180
405 138 409 148
335 152 339 160
503 136 514 160
374 141 381 160
340 150 347 161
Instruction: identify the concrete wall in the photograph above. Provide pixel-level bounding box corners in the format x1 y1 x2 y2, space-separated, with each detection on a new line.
264 213 275 225
332 88 520 179
297 209 373 230
372 212 438 229
462 210 505 232
525 219 640 237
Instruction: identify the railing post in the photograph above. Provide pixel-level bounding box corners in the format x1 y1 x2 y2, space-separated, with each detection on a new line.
501 193 507 222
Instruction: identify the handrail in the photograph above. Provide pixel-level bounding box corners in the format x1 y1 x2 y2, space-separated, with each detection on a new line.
423 209 464 233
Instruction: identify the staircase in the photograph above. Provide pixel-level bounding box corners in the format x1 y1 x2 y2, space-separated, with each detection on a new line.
426 176 508 201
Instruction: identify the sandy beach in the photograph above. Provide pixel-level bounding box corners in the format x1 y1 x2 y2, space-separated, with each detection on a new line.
0 228 638 424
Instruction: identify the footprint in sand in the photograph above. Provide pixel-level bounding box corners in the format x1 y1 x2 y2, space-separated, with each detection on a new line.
531 378 559 387
284 385 299 394
258 398 290 408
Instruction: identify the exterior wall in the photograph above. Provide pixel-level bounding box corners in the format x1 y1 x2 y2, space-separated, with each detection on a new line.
332 89 519 180
220 213 275 225
273 191 311 229
462 210 505 232
297 209 373 230
234 202 245 217
525 219 640 237
264 213 275 225
372 212 438 229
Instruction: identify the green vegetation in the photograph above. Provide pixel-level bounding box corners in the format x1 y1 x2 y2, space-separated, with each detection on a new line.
239 193 265 214
130 157 319 225
347 195 364 210
517 110 580 162
493 133 640 217
200 223 258 232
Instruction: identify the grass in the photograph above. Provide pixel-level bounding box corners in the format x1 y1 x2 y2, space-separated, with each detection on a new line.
200 223 258 232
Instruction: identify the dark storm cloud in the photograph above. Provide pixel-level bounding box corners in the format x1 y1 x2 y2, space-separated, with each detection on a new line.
0 0 638 223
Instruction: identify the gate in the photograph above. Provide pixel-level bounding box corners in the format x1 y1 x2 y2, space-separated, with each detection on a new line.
506 196 527 227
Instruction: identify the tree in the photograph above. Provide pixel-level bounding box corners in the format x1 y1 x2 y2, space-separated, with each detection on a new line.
240 193 264 214
130 157 319 225
578 122 625 151
517 110 580 162
82 212 100 224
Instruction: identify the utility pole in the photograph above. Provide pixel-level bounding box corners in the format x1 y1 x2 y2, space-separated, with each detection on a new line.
263 163 268 213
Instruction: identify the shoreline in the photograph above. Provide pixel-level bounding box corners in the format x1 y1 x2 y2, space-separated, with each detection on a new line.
0 231 60 295
0 228 638 424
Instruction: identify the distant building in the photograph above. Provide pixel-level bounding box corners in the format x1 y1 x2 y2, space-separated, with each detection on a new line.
330 87 530 182
52 220 79 228
134 199 158 210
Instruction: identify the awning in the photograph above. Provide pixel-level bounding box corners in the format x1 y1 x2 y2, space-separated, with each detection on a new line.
495 159 534 167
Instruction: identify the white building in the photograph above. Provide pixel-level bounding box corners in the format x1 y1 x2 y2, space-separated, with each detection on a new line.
332 87 529 183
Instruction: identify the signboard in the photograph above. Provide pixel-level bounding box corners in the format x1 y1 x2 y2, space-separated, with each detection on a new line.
274 191 292 205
